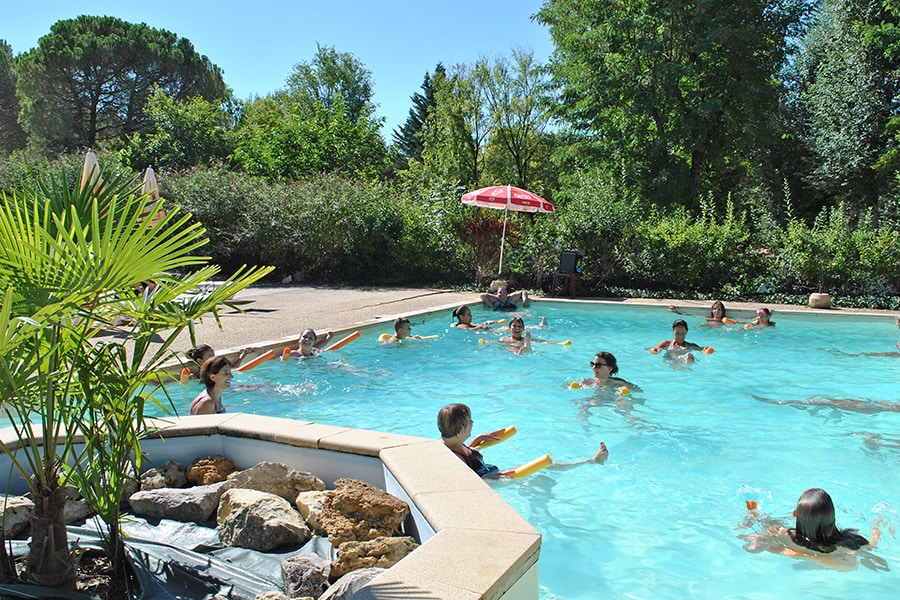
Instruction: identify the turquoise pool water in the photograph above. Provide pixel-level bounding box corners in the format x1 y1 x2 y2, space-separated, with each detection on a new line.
170 302 899 598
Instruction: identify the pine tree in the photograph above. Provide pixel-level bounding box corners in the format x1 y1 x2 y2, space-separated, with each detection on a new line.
393 64 444 163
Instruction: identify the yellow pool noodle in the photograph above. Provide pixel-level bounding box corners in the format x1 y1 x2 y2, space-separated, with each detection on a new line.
510 454 553 478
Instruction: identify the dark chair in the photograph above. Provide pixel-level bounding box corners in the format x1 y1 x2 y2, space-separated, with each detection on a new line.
551 250 584 298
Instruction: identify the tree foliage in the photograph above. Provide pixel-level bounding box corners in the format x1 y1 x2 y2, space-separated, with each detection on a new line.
121 88 235 171
286 44 375 123
0 40 27 155
393 64 443 163
16 16 226 153
536 0 806 206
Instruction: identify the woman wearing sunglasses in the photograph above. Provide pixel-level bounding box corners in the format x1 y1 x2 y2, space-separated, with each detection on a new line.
576 351 638 392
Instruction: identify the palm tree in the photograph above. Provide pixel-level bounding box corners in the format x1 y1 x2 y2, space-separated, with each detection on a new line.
0 154 271 587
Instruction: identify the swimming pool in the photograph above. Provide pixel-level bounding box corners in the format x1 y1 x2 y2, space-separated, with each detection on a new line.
169 302 899 598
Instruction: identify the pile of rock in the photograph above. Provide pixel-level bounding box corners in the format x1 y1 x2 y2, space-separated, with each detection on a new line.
2 456 419 600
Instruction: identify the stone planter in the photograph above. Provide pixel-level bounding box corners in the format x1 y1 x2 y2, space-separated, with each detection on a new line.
809 292 832 309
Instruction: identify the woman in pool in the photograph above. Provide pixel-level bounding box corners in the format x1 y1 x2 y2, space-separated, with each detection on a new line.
189 356 233 415
183 344 249 378
669 300 730 327
494 316 563 355
290 328 332 357
740 488 884 571
480 285 529 311
576 351 639 391
451 305 499 330
748 308 776 328
649 319 711 363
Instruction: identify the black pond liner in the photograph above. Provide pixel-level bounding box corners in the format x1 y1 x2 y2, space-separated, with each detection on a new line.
3 515 335 599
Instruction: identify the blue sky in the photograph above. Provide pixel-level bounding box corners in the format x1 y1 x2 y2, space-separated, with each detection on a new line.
3 0 553 140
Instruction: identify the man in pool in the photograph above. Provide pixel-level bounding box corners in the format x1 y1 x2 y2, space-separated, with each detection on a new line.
438 403 608 478
480 285 529 311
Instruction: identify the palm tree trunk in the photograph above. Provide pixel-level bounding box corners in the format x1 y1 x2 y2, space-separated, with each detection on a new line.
26 476 74 588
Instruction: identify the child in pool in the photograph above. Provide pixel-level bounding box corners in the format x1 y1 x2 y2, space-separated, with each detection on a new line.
438 403 609 478
384 316 429 343
739 488 886 571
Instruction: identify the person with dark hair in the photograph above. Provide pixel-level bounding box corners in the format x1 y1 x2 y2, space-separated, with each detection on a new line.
437 403 608 479
575 351 638 391
749 308 776 328
451 305 497 330
290 328 334 357
649 319 712 363
184 344 250 379
669 300 729 326
189 356 233 415
740 488 885 571
383 316 431 343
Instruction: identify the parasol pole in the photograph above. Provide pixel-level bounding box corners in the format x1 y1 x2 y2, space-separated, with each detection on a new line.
498 206 509 276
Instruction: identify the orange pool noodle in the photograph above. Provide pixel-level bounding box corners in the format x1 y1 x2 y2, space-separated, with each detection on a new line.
179 367 191 384
235 349 275 372
510 454 553 478
618 386 630 395
702 347 715 354
472 425 517 450
281 347 292 361
650 347 660 354
746 500 758 511
569 381 582 389
324 330 361 351
722 317 739 325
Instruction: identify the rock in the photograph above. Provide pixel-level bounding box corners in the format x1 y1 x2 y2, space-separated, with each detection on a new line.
318 568 385 600
228 461 326 501
809 292 832 309
129 481 229 522
295 490 330 534
281 554 331 599
217 488 311 552
187 455 236 485
160 461 188 488
0 496 33 537
329 536 418 580
140 468 167 490
318 479 410 545
64 498 92 524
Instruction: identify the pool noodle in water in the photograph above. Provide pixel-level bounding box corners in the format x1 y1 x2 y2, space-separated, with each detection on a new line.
281 347 292 361
509 454 552 478
378 333 392 342
179 367 191 384
235 349 275 372
471 425 517 450
324 330 360 351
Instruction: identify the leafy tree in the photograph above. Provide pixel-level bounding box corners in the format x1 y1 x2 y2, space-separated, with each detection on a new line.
795 0 894 218
420 63 490 187
475 49 551 190
393 64 444 163
286 45 375 123
233 93 388 180
16 16 226 153
536 0 806 206
0 40 26 155
0 154 271 587
121 88 236 170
